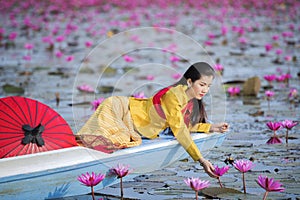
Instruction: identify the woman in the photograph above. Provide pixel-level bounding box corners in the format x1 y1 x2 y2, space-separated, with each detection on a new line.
77 62 229 178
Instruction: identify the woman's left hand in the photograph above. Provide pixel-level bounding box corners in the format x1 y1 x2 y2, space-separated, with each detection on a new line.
210 122 229 133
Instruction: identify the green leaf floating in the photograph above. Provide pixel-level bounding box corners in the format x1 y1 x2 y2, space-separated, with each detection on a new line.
123 66 137 73
97 86 121 93
202 187 243 198
102 66 117 76
3 84 25 94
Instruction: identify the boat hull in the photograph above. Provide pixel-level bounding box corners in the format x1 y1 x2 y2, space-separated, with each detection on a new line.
0 133 226 199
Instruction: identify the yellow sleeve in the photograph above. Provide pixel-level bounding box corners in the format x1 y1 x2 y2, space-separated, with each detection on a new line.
189 123 211 133
161 90 202 161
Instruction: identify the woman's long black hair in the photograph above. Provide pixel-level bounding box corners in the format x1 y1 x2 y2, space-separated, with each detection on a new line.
173 62 215 126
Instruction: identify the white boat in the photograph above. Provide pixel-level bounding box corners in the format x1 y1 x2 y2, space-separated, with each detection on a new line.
0 132 226 200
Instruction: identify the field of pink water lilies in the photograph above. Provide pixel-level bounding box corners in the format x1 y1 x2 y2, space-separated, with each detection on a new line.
1 0 300 199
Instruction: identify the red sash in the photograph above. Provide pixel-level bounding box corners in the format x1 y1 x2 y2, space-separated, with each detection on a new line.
153 87 171 119
152 86 193 126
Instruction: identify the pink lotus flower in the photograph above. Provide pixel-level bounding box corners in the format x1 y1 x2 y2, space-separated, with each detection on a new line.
237 27 245 35
281 119 298 144
288 88 298 99
24 43 34 50
265 44 272 52
52 26 59 35
77 172 105 200
275 49 283 55
23 16 31 27
266 121 281 131
289 24 296 31
208 33 215 39
256 175 285 200
172 73 181 80
265 90 274 110
289 24 295 31
214 165 230 176
233 159 253 173
276 74 287 82
91 97 105 111
78 172 105 187
42 36 54 44
170 55 180 62
282 31 293 38
263 74 276 84
8 32 17 41
238 37 247 44
227 86 240 96
123 55 134 62
110 163 131 178
283 73 292 83
133 92 146 99
56 35 65 42
110 164 132 198
213 64 224 72
276 74 291 84
204 40 213 46
276 74 286 82
272 35 280 41
233 159 254 193
284 55 292 62
55 50 63 58
146 75 154 80
221 25 228 36
184 177 210 200
0 28 5 35
66 23 78 32
214 165 230 188
66 55 74 62
85 41 93 48
77 84 94 93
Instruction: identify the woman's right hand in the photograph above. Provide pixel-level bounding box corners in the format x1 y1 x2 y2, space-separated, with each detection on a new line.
198 158 218 178
209 122 229 133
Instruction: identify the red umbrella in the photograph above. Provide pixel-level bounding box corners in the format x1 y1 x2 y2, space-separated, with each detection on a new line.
0 96 78 158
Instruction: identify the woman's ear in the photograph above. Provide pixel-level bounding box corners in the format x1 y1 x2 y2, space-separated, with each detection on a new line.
187 78 192 87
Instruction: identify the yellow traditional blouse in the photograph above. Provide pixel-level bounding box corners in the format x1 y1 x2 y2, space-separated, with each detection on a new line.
129 85 211 161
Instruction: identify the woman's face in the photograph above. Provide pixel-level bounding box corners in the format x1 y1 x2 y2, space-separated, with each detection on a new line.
187 75 213 100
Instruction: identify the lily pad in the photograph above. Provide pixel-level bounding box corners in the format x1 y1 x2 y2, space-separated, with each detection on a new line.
102 66 117 76
79 66 94 74
202 187 243 198
48 71 65 76
33 66 51 71
123 66 137 73
134 170 177 182
180 58 189 63
97 86 121 93
3 84 25 94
